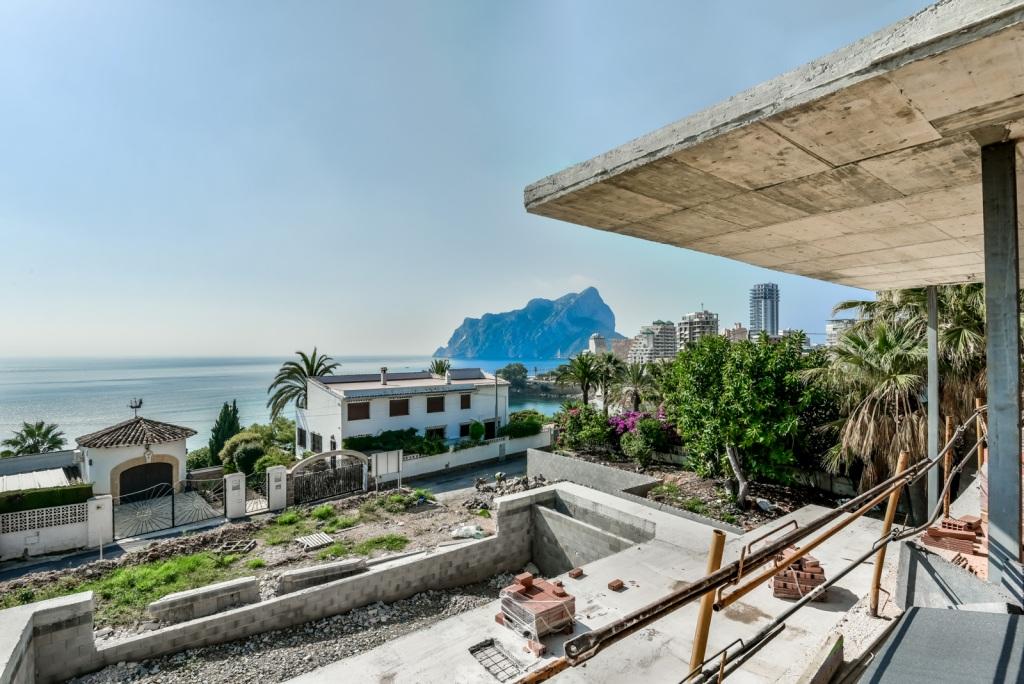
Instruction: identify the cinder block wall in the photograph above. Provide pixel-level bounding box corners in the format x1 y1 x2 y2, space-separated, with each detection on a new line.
527 449 659 496
531 506 634 576
0 488 539 682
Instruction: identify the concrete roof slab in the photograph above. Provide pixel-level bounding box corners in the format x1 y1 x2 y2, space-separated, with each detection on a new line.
524 1 1024 290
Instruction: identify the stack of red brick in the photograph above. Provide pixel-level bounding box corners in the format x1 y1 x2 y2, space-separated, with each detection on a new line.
495 572 575 640
771 546 827 601
921 515 984 555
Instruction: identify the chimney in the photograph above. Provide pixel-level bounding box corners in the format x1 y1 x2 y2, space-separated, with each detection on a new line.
380 366 388 385
445 370 452 385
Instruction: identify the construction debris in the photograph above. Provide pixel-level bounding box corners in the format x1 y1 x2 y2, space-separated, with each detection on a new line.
215 539 256 555
568 567 584 579
464 475 549 512
295 532 334 551
607 578 624 591
771 547 827 601
921 515 985 556
496 572 575 641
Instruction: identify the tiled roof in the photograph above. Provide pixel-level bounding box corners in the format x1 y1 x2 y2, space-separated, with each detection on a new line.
76 417 196 448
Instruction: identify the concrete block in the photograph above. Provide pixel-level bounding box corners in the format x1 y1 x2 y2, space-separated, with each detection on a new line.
146 577 259 624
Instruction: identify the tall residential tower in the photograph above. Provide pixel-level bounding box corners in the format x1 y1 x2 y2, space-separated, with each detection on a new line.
749 283 779 336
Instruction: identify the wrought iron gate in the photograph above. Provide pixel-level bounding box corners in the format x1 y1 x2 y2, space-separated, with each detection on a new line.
245 472 269 513
293 463 363 505
112 478 225 540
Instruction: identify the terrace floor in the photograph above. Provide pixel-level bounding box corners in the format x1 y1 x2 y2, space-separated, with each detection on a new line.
290 486 894 683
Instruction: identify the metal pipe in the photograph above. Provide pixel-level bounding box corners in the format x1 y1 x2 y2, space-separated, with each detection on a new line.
870 450 908 617
713 481 902 612
560 408 985 665
691 437 983 683
976 397 986 469
943 415 954 518
689 529 726 673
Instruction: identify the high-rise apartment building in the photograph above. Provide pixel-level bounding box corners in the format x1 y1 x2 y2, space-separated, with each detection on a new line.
627 321 677 363
825 318 856 346
749 283 780 336
677 310 719 347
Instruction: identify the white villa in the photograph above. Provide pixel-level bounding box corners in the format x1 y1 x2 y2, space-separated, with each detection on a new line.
296 367 510 456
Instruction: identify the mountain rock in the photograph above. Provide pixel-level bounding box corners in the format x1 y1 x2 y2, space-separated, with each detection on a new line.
434 287 624 359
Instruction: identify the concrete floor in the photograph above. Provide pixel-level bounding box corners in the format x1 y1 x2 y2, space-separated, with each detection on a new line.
290 484 894 683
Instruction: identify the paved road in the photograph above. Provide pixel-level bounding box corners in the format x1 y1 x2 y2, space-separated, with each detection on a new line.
400 454 527 501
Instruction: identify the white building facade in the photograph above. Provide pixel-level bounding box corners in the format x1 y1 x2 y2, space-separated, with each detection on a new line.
296 367 510 456
749 282 780 336
677 310 719 347
627 322 678 363
825 318 856 346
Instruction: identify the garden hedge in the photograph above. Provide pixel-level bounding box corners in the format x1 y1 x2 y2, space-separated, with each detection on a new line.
0 482 94 514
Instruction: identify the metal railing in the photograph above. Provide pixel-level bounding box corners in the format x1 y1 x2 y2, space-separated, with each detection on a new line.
518 405 988 684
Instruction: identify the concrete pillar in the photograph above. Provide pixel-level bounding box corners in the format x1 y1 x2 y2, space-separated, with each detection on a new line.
981 139 1023 594
267 466 287 511
224 472 246 520
927 285 940 516
86 495 113 547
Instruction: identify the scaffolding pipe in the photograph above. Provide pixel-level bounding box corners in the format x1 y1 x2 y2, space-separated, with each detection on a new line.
943 415 954 518
688 529 726 674
869 450 909 617
690 436 983 684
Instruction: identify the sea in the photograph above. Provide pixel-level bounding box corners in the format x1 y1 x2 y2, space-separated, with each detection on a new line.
0 356 567 449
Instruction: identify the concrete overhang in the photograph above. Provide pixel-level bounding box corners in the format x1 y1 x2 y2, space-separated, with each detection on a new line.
524 0 1024 291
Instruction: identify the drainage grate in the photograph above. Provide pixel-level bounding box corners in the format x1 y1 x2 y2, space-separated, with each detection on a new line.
295 532 334 550
470 639 522 682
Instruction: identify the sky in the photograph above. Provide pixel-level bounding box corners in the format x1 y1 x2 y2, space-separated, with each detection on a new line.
0 0 934 357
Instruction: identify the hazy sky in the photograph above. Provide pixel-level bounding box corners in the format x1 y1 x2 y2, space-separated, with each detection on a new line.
0 0 932 357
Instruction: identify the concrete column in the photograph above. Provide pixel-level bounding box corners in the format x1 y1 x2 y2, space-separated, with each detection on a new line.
86 495 113 547
927 285 940 515
266 466 287 511
981 139 1023 594
224 472 246 519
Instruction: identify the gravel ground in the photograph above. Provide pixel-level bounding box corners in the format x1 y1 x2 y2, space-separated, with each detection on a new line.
71 573 515 684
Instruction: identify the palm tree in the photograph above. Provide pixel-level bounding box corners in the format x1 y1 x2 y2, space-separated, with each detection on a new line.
267 348 340 420
556 353 600 405
803 319 927 491
594 352 625 416
617 361 655 412
427 358 451 376
2 421 66 456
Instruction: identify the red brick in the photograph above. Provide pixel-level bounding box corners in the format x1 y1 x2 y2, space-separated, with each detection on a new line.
608 579 625 591
568 568 584 579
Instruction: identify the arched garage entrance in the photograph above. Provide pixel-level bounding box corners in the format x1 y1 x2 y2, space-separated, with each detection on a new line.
119 462 173 502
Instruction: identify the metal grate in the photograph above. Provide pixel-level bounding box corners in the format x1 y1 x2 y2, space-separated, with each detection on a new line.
296 531 334 550
216 539 256 555
469 639 522 682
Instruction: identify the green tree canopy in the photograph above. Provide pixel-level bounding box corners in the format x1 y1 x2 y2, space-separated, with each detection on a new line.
2 421 66 457
496 362 529 391
428 358 451 376
267 348 339 420
207 400 241 468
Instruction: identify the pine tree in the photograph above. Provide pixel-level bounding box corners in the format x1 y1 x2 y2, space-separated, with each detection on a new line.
208 400 241 466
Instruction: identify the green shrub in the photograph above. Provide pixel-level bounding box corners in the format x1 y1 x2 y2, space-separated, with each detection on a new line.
412 488 435 501
343 428 446 456
468 421 485 442
318 542 351 560
476 509 491 518
498 411 543 438
353 534 408 555
219 431 262 472
311 504 336 520
186 446 215 470
275 510 303 525
620 430 654 466
253 450 294 474
555 405 611 454
324 515 358 533
0 483 93 514
246 558 267 569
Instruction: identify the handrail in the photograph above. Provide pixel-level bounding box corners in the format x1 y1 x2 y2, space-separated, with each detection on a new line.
686 429 985 683
545 404 988 672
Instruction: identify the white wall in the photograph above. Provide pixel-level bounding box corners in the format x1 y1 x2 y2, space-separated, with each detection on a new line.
0 496 113 561
298 381 342 456
374 429 551 483
84 440 187 495
341 385 509 444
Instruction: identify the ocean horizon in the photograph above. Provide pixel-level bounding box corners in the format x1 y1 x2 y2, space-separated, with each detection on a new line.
0 356 567 449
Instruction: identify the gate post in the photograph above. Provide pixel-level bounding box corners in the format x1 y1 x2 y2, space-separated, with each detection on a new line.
267 466 288 511
224 472 246 519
